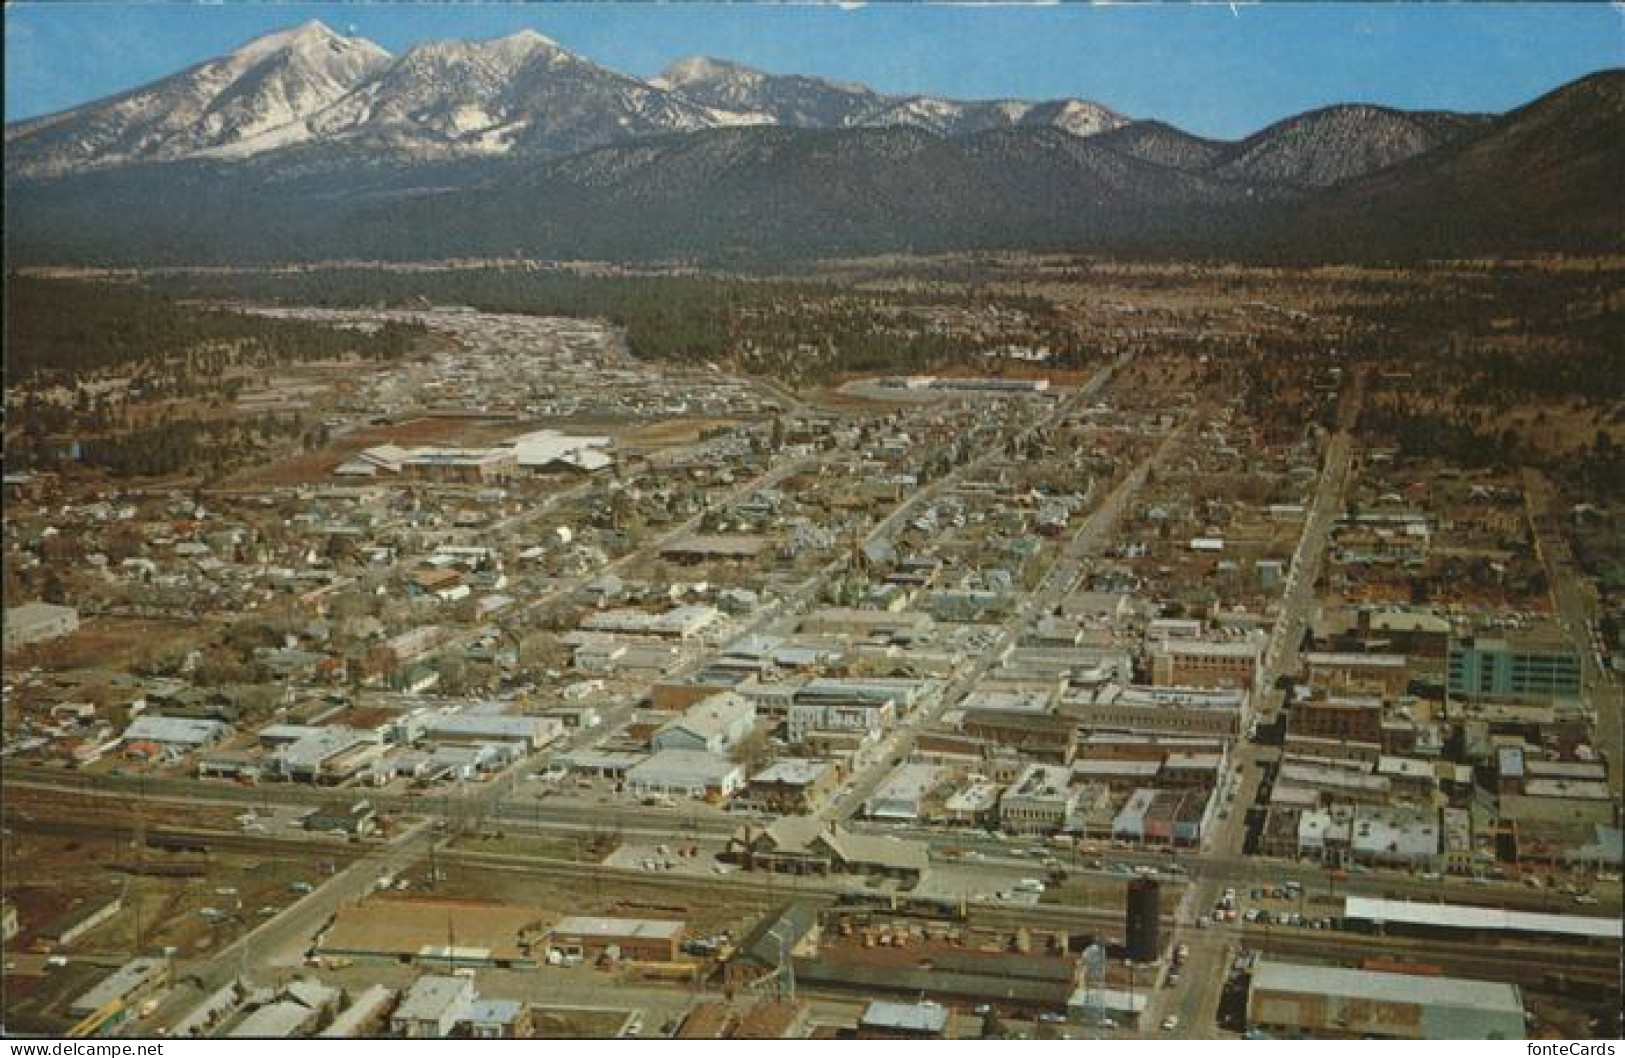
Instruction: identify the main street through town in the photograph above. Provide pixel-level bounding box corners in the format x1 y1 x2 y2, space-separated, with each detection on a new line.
1140 374 1360 1038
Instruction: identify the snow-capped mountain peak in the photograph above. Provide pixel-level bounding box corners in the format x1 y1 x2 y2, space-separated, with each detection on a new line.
4 19 394 175
5 21 1127 178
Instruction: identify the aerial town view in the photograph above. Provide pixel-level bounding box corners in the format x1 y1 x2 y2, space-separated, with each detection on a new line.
1 2 1621 1049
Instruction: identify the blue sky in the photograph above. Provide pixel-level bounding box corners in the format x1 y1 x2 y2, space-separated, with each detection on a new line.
6 3 1622 138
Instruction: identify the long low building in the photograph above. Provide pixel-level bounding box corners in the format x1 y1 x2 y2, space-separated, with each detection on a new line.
625 749 743 801
320 985 398 1038
3 602 78 649
318 898 545 967
66 956 172 1019
1065 683 1246 739
1247 958 1525 1040
1342 896 1622 943
120 715 233 752
420 713 562 750
546 916 684 962
581 605 721 639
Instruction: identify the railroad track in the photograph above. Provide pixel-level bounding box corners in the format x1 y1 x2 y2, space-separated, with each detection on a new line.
4 816 363 861
438 844 1161 935
1252 928 1618 989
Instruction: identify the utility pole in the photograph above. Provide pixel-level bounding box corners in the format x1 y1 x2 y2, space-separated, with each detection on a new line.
236 899 248 988
129 816 145 955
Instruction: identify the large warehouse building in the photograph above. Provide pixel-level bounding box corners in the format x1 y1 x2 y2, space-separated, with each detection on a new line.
317 897 545 968
1247 958 1525 1040
1342 896 1622 947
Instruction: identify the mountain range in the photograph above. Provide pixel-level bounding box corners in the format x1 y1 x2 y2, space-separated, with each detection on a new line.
4 21 1132 178
5 20 1621 263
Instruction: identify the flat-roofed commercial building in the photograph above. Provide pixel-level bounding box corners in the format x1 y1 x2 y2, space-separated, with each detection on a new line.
1066 684 1245 739
1342 896 1621 946
37 891 122 950
1448 634 1582 703
546 916 684 963
1289 695 1385 744
66 956 171 1019
863 763 947 821
267 727 383 784
3 602 78 649
624 749 743 801
391 975 474 1039
857 1000 949 1039
120 715 233 753
745 758 843 814
787 698 894 746
961 708 1077 762
1303 652 1411 696
998 763 1074 834
1149 638 1261 694
1247 958 1524 1040
797 609 935 643
421 712 562 751
581 604 722 640
1314 606 1451 659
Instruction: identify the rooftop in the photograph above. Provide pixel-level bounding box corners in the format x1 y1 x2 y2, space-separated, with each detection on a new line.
321 898 543 962
1251 958 1524 1036
551 916 683 940
860 1000 948 1034
1343 896 1621 940
393 975 473 1023
750 758 836 786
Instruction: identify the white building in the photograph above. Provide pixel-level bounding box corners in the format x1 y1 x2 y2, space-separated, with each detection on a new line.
4 602 78 649
120 715 232 753
999 763 1076 834
390 975 475 1039
581 604 721 639
502 429 614 474
625 750 742 801
651 693 756 754
865 763 947 822
421 712 562 752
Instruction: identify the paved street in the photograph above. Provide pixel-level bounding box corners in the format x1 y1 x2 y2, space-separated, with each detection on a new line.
1525 470 1622 796
1152 380 1361 1038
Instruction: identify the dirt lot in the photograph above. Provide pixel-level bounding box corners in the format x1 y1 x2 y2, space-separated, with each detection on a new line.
530 1007 634 1038
0 960 110 1035
448 831 596 862
2 784 242 833
2 787 357 961
424 859 777 937
584 417 747 452
3 615 217 674
3 831 351 963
